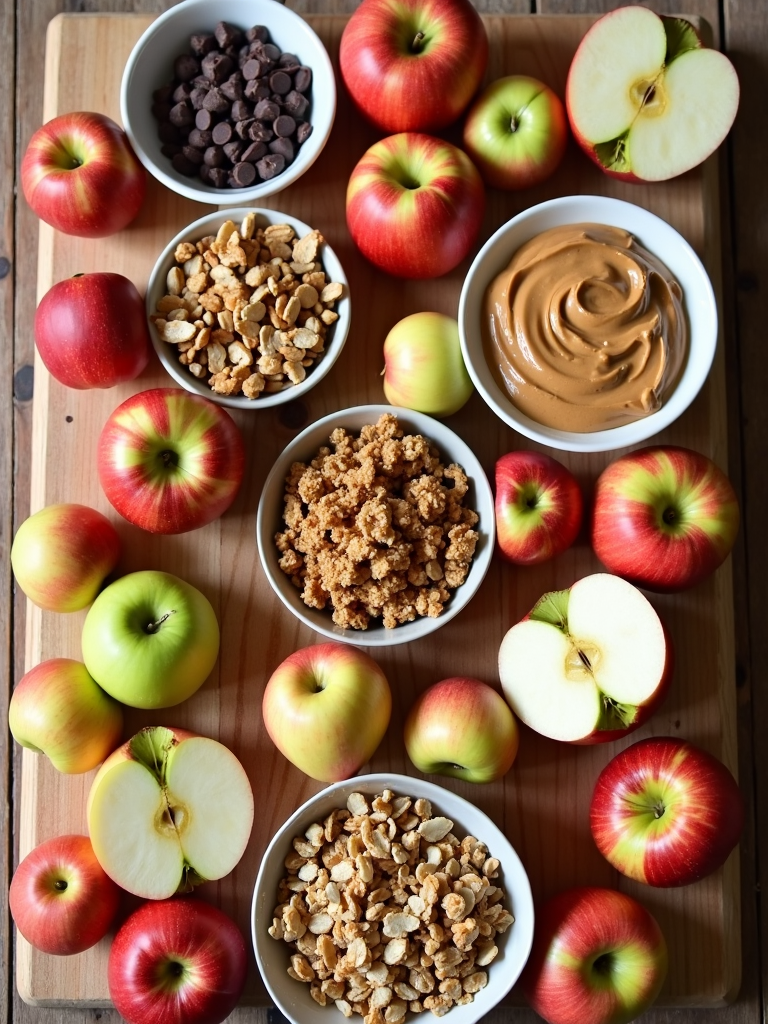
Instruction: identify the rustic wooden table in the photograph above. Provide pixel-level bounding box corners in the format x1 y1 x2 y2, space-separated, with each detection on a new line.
2 0 765 1022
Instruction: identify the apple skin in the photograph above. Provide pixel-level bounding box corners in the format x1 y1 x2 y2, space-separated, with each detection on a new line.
98 387 245 535
346 132 485 279
404 676 519 783
81 570 220 710
339 0 488 134
11 502 121 612
108 898 247 1024
495 451 583 565
383 312 473 417
10 658 123 774
520 886 668 1024
21 111 146 237
35 273 151 389
592 446 740 592
463 75 568 190
262 642 392 782
10 835 121 956
590 736 744 887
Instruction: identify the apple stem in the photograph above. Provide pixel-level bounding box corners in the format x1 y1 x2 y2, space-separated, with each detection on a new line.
509 117 519 133
54 879 68 891
145 610 176 634
411 30 426 52
653 803 665 819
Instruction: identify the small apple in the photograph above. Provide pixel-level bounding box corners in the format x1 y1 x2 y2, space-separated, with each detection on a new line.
590 736 744 888
592 445 740 592
494 450 583 565
346 133 485 279
404 677 519 783
521 886 668 1024
10 658 123 774
10 835 121 956
463 75 568 190
108 898 247 1024
262 642 392 782
88 726 254 900
21 111 146 237
566 8 739 181
98 387 245 535
339 0 488 133
35 273 151 389
383 312 473 417
81 570 219 710
11 502 121 612
498 573 671 744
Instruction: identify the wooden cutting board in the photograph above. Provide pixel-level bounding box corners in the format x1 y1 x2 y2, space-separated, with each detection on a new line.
18 10 740 1010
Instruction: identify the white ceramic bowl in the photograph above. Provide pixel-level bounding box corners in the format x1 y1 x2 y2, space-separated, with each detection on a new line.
121 0 336 204
458 195 718 453
256 405 494 647
252 773 534 1024
146 208 349 409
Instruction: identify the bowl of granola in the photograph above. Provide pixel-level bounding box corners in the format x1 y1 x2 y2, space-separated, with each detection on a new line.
256 407 495 647
252 774 534 1024
146 207 349 408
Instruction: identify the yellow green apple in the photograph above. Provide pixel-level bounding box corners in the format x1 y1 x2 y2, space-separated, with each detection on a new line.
383 312 473 417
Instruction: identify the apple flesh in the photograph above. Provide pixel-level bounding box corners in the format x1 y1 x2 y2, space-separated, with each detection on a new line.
11 502 121 613
88 726 254 900
498 573 671 744
10 658 123 774
262 642 392 783
521 886 668 1024
566 7 739 181
10 835 121 956
108 898 247 1024
404 676 519 783
383 312 473 417
590 736 744 887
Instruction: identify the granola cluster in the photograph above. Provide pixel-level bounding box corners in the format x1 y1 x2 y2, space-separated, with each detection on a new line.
151 212 344 398
269 789 514 1022
275 414 480 630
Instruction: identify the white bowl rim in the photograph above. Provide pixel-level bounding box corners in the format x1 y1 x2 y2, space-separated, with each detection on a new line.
120 0 337 204
251 771 535 1024
458 194 718 454
256 404 495 647
145 207 350 409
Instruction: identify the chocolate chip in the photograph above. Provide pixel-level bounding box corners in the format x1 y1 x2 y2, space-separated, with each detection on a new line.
223 140 244 163
231 160 257 187
256 153 285 179
172 152 198 176
293 66 312 93
192 74 212 91
153 84 174 103
188 128 213 149
173 82 193 104
269 137 295 163
182 144 205 166
209 166 229 188
269 70 292 95
152 101 172 121
204 145 226 167
194 108 215 131
283 90 309 119
211 120 234 145
169 101 194 127
202 87 231 114
231 99 252 122
189 87 210 110
236 118 257 140
199 163 212 183
202 52 234 83
158 120 182 144
244 79 270 102
220 75 244 102
215 21 243 49
296 121 313 145
242 58 264 81
241 141 267 163
160 143 181 158
248 120 273 142
254 98 280 121
263 43 281 62
274 114 296 138
190 33 217 57
279 52 300 69
174 55 199 83
246 25 269 43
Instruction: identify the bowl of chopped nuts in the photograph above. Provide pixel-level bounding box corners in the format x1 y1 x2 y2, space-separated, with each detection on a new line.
256 406 494 646
146 207 349 407
252 774 534 1024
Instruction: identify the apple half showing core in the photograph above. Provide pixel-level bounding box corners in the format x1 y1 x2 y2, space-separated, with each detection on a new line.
87 726 254 900
499 574 671 744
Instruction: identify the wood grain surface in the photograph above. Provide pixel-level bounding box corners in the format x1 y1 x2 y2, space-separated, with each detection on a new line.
14 6 743 1014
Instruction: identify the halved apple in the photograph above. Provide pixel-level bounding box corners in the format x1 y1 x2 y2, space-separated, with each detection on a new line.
498 574 671 744
87 726 254 900
566 6 739 181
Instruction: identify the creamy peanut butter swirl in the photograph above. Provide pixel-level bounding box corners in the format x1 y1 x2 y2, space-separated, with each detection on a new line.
482 223 687 432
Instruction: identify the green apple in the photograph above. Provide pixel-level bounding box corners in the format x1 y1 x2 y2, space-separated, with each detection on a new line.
10 658 123 774
383 312 474 417
81 570 219 710
463 75 568 190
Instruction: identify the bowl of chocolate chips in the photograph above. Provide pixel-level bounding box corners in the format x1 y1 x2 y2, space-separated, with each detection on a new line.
121 0 336 203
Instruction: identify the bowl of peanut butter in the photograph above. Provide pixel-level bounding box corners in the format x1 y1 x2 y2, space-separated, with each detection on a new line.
458 195 717 453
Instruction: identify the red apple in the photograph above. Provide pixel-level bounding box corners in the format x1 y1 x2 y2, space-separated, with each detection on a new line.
521 886 668 1024
404 677 519 783
566 8 739 182
494 451 583 565
11 502 121 612
590 736 744 888
339 0 488 133
346 133 485 279
97 388 245 534
463 75 568 190
21 111 146 237
592 445 740 591
262 642 392 782
10 835 120 956
108 898 247 1024
35 273 151 389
